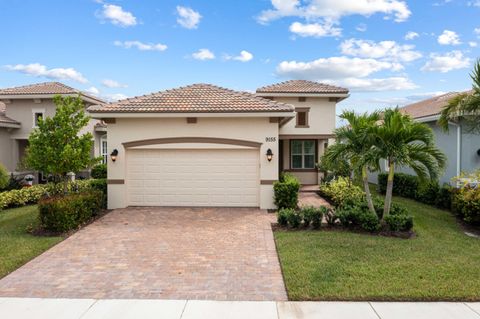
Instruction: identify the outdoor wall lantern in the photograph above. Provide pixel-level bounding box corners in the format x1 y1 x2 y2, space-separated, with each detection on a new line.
110 149 119 162
266 148 273 162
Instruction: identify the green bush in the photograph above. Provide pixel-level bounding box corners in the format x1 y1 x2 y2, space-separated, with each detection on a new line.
452 187 480 224
335 204 380 232
274 173 300 209
277 208 289 227
323 207 337 226
378 172 419 198
415 181 440 205
91 164 107 179
359 211 381 232
0 179 107 210
385 213 414 232
436 184 453 210
283 208 301 228
319 177 364 207
0 163 8 190
300 206 324 229
38 191 103 233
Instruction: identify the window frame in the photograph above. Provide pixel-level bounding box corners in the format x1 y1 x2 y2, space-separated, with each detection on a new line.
101 135 108 164
295 107 310 128
290 139 317 170
32 109 45 128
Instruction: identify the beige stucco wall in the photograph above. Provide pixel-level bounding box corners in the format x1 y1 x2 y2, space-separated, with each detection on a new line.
273 97 336 135
2 98 101 171
0 129 14 171
281 139 327 185
105 117 279 209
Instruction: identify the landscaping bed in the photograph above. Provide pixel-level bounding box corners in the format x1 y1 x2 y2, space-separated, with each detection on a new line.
274 195 480 301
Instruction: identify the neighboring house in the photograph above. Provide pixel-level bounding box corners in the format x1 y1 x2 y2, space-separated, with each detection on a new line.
369 91 480 185
87 80 349 209
0 82 107 182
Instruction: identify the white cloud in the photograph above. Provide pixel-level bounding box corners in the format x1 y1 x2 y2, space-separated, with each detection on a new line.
225 50 254 62
192 48 215 60
101 79 127 88
340 39 422 62
475 28 480 36
404 31 419 40
114 40 167 51
85 86 100 96
327 77 417 92
176 6 201 29
421 51 471 73
257 0 411 24
5 63 88 83
469 41 478 47
104 93 128 101
99 4 137 27
437 30 461 45
277 56 402 80
356 23 367 32
468 0 480 7
289 21 341 37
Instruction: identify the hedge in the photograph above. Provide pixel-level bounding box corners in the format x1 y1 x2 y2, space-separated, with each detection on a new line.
452 187 480 224
0 179 107 210
274 173 300 209
38 190 103 233
91 164 107 179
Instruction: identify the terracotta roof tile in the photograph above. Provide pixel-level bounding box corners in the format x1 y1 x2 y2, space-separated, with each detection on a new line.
256 80 349 94
88 83 295 114
400 91 472 119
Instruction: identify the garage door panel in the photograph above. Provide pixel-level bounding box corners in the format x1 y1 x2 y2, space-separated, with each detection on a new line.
126 149 259 207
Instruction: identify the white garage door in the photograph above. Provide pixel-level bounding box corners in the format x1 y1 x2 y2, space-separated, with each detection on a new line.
126 148 260 207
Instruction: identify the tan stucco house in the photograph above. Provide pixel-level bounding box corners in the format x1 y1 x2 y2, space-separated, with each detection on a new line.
87 80 349 209
0 82 106 181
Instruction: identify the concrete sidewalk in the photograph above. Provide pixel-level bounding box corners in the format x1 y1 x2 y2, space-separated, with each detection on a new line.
1 298 480 319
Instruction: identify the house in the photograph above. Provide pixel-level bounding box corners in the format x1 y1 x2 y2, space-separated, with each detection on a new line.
0 82 106 182
369 91 480 185
87 80 349 209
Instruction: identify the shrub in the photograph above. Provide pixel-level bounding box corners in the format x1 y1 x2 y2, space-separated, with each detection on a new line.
0 163 8 190
300 206 324 229
335 204 380 232
274 173 300 209
359 211 381 232
319 177 364 207
38 191 103 233
277 208 289 227
378 172 418 198
282 208 301 228
415 181 440 205
91 164 107 179
436 184 453 210
452 187 480 224
323 207 337 226
385 213 414 232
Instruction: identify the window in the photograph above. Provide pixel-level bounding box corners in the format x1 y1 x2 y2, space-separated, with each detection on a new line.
33 112 44 127
295 108 309 127
291 140 316 169
101 135 108 164
298 97 306 102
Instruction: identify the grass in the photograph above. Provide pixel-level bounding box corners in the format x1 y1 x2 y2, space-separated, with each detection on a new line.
275 188 480 301
0 205 62 278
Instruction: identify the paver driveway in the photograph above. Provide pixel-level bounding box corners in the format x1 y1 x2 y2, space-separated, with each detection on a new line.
0 207 287 301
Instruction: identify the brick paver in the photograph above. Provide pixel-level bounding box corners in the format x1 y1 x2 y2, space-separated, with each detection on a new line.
0 207 287 301
298 192 331 208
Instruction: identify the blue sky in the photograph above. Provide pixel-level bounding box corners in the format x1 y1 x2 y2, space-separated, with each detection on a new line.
1 0 479 114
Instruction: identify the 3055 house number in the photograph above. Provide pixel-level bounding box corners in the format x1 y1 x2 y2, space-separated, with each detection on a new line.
265 137 276 142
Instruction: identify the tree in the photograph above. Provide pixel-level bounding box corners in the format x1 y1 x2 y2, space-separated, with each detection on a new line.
24 95 99 192
438 59 480 132
372 109 447 218
323 111 381 215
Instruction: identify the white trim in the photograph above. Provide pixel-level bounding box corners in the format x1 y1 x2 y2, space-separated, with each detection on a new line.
0 122 21 128
87 112 296 119
291 140 316 169
256 92 349 99
0 93 104 104
414 114 441 123
100 135 108 164
448 121 462 178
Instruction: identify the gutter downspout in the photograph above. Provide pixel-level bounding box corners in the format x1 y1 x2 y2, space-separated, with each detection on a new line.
448 121 462 182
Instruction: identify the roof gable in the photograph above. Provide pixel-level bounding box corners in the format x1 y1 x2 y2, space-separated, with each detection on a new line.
88 83 294 114
400 91 472 119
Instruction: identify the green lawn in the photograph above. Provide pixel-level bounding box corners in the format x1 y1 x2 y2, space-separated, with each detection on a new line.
0 205 62 278
275 195 480 301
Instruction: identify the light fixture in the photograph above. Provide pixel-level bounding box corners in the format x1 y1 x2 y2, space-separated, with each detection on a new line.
110 149 119 162
266 148 273 162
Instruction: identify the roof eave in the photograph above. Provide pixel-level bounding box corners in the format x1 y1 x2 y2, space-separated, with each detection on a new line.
87 111 296 119
255 92 350 99
0 93 105 104
0 122 21 128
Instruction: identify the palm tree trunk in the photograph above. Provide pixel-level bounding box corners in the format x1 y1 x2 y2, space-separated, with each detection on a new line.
383 159 395 219
362 166 375 214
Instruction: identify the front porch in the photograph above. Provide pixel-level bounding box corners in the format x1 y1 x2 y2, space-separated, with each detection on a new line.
279 137 329 185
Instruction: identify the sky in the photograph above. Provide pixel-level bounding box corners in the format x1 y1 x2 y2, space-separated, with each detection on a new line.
0 0 479 115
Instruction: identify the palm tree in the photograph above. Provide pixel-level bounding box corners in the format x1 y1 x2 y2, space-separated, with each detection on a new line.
324 111 380 214
438 59 480 133
372 109 447 218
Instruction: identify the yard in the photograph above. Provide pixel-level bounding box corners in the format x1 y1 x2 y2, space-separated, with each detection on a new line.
0 205 62 278
275 195 480 301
